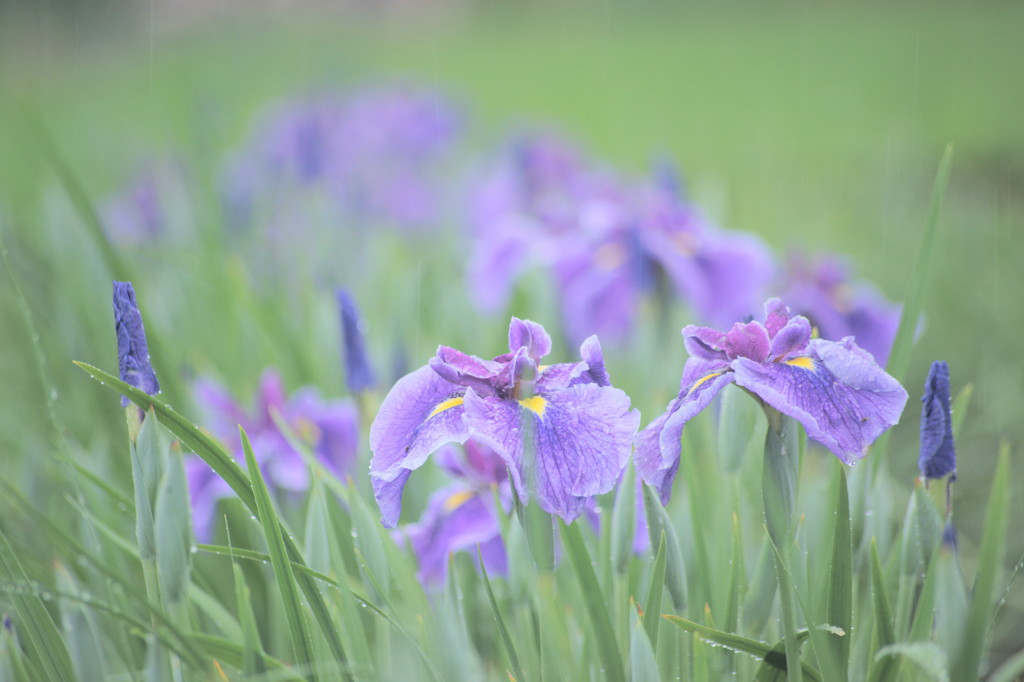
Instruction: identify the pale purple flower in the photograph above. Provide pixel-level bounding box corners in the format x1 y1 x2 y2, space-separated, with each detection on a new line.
187 369 359 540
554 178 775 345
466 133 615 313
222 87 462 232
112 281 160 408
370 318 639 526
637 298 908 504
101 162 191 245
467 141 774 346
778 253 901 366
397 440 510 585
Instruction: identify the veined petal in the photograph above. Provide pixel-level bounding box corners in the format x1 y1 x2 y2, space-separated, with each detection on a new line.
733 338 908 463
659 372 735 494
768 314 812 360
577 334 611 387
464 384 639 522
722 321 770 362
429 347 502 396
535 360 588 392
763 298 792 338
369 365 471 527
682 325 729 361
634 409 679 505
508 317 552 360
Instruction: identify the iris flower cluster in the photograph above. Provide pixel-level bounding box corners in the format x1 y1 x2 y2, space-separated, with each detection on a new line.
467 134 775 347
112 277 909 583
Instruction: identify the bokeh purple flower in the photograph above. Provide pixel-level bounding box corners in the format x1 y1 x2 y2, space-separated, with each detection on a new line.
101 162 191 246
397 440 510 585
370 317 639 526
919 360 956 481
778 253 901 366
637 298 908 503
222 86 462 232
187 369 359 540
466 136 774 346
112 281 160 408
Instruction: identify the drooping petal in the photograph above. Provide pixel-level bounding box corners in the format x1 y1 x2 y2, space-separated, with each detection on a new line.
681 325 729 362
634 409 679 505
463 384 639 522
919 361 956 480
429 347 502 396
369 366 471 526
733 338 908 463
635 354 734 505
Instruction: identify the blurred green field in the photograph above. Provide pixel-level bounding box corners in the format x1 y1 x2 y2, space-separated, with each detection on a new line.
2 0 1023 668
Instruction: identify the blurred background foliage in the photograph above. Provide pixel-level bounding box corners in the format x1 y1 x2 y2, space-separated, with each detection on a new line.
1 0 1022 663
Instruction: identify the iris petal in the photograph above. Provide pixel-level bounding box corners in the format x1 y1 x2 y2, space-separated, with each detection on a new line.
464 384 639 522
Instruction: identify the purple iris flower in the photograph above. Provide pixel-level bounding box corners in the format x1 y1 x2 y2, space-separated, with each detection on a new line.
778 253 901 366
466 133 614 313
554 179 775 345
636 298 908 504
186 369 359 540
112 281 160 408
102 172 163 244
919 361 956 481
398 440 510 585
370 318 640 527
467 139 774 346
336 288 377 394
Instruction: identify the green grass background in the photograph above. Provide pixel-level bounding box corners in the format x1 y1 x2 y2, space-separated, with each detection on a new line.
1 0 1022 664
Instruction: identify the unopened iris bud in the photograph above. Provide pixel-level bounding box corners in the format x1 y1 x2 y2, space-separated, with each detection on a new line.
112 281 160 410
336 288 377 395
919 361 956 481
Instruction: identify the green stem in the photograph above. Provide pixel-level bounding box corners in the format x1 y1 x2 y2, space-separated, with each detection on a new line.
761 408 802 682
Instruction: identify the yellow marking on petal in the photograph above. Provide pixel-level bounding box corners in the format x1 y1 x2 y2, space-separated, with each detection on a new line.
672 232 699 257
537 364 549 372
810 326 820 339
594 243 628 271
293 417 321 444
688 371 724 395
786 356 815 370
519 395 547 418
428 396 464 419
443 490 475 512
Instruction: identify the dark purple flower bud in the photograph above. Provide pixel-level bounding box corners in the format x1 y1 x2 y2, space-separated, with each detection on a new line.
919 361 957 480
336 289 377 394
112 281 160 407
2 613 11 632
